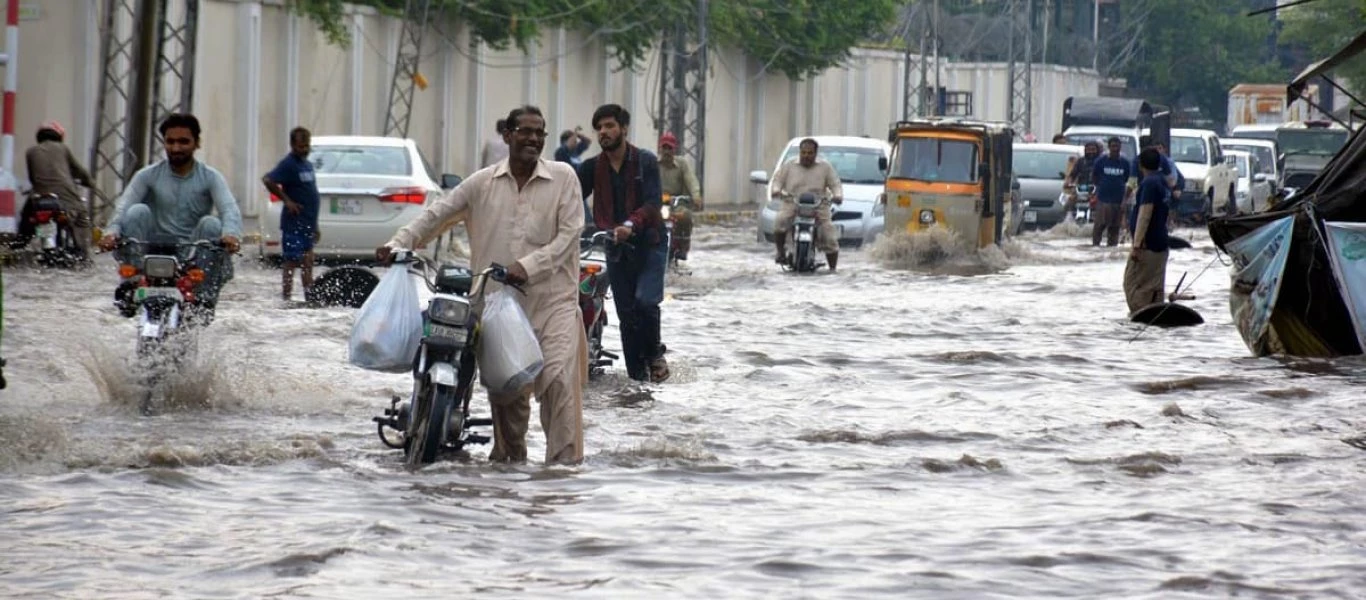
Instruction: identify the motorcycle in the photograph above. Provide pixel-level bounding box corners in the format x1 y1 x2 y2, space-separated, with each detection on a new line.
1073 184 1095 225
579 230 618 378
781 192 825 273
661 193 694 270
20 192 84 267
117 238 228 414
372 252 519 467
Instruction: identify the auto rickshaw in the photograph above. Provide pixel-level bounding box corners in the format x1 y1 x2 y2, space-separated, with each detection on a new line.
878 118 1015 248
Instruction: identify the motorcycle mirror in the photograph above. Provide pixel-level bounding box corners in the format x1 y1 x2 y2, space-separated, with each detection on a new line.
440 173 463 189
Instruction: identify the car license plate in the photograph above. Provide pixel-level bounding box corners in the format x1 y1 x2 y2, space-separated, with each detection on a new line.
330 197 363 215
1024 210 1038 223
429 323 466 342
136 287 181 301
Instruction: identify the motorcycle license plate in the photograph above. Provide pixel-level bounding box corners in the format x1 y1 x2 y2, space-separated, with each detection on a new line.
429 323 466 342
136 287 181 301
330 197 363 215
1024 211 1038 223
141 323 162 338
36 223 55 238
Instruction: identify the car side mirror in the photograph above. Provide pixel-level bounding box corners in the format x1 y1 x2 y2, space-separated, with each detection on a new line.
878 156 888 172
1253 173 1269 183
749 170 769 184
440 173 463 189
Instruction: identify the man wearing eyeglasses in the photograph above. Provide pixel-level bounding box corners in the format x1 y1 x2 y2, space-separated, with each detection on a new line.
378 105 589 466
577 104 670 384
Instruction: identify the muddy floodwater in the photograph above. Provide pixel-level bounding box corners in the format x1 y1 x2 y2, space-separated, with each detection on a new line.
3 221 1365 598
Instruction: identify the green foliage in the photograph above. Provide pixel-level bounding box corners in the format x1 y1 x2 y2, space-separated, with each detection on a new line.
1120 0 1285 126
284 0 896 81
1278 0 1366 100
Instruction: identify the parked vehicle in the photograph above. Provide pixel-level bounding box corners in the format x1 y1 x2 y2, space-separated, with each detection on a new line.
579 231 617 378
1229 123 1279 142
1277 121 1350 192
371 251 512 467
1226 83 1321 134
1060 96 1171 167
1011 143 1082 232
259 136 463 262
1169 128 1237 222
1224 150 1272 214
753 136 889 247
879 117 1015 248
1221 138 1281 193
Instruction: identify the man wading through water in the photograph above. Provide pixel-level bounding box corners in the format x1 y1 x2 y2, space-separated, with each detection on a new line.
1125 148 1172 313
577 104 670 383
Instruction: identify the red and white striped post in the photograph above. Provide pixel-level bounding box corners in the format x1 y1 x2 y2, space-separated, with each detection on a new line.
0 0 17 235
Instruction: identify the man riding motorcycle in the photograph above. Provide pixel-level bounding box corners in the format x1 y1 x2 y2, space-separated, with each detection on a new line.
657 132 702 262
97 113 242 315
21 121 96 261
1062 141 1100 221
771 138 843 270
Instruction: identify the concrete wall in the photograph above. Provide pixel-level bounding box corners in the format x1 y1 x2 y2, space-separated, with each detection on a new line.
6 0 1101 228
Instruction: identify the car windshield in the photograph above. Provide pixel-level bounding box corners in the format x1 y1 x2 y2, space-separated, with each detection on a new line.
1013 149 1075 180
311 145 412 176
1169 136 1208 164
1277 129 1348 156
1224 144 1275 174
888 138 979 183
780 146 887 184
1064 134 1135 158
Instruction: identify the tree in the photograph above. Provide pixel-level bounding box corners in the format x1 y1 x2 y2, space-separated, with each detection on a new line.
1277 0 1366 101
283 0 897 81
1120 0 1285 127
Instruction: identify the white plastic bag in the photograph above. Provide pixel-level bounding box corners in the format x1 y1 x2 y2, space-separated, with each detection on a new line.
348 266 424 372
477 288 544 394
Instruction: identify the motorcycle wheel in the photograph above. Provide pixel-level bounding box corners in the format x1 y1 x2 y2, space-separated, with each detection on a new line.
405 380 455 467
795 239 812 273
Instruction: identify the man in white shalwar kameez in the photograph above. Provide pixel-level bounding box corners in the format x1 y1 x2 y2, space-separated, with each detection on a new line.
379 106 588 465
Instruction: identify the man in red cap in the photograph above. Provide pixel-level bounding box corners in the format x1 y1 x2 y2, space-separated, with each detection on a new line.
657 132 702 262
24 120 95 261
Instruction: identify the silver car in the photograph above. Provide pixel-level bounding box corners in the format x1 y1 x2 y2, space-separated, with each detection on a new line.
1012 143 1082 231
752 136 889 247
258 135 462 262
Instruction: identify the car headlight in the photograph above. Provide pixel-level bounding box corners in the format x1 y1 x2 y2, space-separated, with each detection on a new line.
428 297 470 325
143 255 178 279
873 201 885 217
919 209 936 224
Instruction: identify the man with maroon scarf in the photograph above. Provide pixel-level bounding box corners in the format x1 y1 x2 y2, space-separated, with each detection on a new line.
577 104 670 383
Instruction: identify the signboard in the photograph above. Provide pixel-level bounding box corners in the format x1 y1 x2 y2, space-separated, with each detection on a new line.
1224 215 1295 355
19 1 40 21
1323 221 1366 351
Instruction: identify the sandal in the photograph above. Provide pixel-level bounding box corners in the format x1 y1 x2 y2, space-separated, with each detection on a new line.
649 357 671 383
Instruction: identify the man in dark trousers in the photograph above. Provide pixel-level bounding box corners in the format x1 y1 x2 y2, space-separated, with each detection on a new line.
1090 137 1132 247
577 104 670 383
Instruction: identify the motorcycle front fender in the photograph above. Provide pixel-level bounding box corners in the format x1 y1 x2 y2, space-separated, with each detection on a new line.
428 361 458 387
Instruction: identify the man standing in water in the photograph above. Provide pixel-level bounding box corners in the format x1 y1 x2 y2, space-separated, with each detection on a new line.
1090 137 1131 246
1125 148 1171 313
379 105 588 465
262 127 320 302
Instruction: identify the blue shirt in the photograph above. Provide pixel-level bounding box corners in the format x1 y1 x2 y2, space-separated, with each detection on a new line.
1091 155 1132 204
1132 154 1185 194
1130 173 1170 252
267 153 321 231
108 160 243 239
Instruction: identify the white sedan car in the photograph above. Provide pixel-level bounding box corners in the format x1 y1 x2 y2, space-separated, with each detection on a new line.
259 136 462 262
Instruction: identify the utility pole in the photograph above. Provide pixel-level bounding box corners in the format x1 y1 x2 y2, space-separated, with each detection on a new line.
932 0 940 116
918 3 929 116
90 0 199 224
383 0 436 139
654 0 708 188
1006 0 1034 137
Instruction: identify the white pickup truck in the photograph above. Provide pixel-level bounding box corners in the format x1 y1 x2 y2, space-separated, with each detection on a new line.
1169 128 1237 219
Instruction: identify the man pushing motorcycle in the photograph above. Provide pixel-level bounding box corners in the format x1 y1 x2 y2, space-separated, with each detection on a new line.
98 113 243 316
771 138 843 271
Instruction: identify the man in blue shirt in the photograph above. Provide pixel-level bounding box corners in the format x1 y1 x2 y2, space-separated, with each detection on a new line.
262 127 321 301
1124 148 1171 313
1090 137 1131 247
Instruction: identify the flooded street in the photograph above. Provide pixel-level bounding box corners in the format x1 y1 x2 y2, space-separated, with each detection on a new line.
3 221 1366 598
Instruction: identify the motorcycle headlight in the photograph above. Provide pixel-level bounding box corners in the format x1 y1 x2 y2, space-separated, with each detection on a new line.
661 205 671 220
143 255 178 279
919 209 936 224
428 297 470 325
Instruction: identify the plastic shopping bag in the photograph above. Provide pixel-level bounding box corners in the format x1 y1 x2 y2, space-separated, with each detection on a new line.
348 266 424 372
477 289 544 394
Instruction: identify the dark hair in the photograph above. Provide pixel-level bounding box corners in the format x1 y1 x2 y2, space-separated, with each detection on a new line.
36 128 62 143
159 113 202 140
559 129 576 144
1139 147 1161 171
504 106 544 131
1052 133 1067 143
1106 136 1121 145
799 138 819 151
591 104 630 130
290 126 311 144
